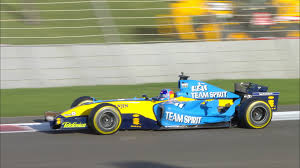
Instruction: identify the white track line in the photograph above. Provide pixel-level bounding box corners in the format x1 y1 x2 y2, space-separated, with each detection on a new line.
0 111 299 134
272 111 300 121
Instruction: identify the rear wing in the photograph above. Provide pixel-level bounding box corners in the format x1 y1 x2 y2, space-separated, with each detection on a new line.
234 82 280 111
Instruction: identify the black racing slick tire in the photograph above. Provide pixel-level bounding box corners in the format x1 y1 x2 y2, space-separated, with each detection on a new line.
70 96 94 108
239 100 272 129
88 103 122 135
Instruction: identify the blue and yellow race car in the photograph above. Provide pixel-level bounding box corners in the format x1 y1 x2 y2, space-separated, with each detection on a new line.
45 73 279 135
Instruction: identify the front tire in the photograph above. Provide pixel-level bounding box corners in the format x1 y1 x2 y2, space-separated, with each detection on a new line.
88 103 122 135
239 100 272 129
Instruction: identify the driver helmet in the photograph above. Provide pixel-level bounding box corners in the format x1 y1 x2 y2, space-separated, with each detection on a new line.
159 89 175 100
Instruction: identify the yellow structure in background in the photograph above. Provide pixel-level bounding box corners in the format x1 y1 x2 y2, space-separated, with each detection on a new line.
157 0 299 40
273 0 299 21
157 0 233 40
272 0 300 38
170 0 209 40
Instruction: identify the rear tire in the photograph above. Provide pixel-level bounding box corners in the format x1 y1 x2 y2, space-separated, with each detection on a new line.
88 103 122 135
71 96 94 108
239 100 272 129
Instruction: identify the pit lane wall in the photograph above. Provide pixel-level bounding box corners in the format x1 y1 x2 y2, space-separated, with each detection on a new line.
1 39 299 89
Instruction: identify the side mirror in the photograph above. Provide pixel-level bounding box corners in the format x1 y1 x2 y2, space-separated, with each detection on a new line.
142 94 149 100
152 97 159 101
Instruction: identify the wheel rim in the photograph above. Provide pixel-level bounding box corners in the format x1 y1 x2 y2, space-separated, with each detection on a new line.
100 112 115 128
98 110 118 131
250 106 269 125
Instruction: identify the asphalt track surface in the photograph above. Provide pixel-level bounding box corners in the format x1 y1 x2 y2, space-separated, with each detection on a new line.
1 105 299 168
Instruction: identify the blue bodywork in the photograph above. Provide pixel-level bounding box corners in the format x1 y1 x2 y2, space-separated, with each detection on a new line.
154 80 242 128
157 99 241 127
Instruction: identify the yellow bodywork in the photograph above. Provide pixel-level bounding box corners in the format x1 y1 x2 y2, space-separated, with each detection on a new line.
61 97 193 121
201 99 233 106
62 101 167 121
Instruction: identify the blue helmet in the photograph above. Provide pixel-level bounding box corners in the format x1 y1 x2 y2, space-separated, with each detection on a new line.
159 89 175 100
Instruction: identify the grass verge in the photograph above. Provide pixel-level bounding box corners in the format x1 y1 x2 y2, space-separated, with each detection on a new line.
1 79 299 117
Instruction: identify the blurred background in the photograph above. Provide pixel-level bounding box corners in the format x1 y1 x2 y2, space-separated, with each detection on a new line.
0 0 299 116
1 0 299 44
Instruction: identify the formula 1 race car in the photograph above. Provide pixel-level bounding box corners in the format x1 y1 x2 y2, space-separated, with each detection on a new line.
45 73 279 135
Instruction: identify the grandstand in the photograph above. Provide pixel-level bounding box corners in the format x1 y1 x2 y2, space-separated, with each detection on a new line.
0 0 299 45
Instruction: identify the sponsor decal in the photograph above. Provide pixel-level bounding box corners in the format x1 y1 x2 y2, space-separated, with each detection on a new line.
117 104 129 109
131 114 141 128
132 118 140 125
191 83 227 99
181 82 188 88
192 91 227 99
133 114 139 117
132 114 141 125
244 95 253 99
64 112 77 116
130 125 142 128
62 122 87 128
192 83 208 92
268 96 275 108
258 92 273 95
174 103 184 108
165 112 202 124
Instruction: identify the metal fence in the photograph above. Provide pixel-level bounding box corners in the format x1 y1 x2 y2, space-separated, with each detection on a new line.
1 0 299 44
